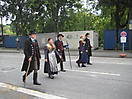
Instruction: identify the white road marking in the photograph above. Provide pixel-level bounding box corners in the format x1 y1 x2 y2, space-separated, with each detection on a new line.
0 82 67 99
66 69 121 76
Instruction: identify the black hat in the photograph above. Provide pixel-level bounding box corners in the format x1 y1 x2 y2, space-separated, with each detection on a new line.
57 34 64 38
85 33 90 36
29 31 36 35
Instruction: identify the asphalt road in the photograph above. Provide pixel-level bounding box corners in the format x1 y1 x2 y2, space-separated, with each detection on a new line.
0 53 132 99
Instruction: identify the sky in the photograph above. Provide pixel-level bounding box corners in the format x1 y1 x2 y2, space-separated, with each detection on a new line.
1 17 11 25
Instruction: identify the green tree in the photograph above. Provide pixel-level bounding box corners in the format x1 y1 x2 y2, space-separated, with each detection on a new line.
97 0 132 49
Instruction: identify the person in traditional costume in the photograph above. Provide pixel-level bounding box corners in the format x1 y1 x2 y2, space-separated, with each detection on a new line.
54 34 69 72
21 31 41 85
84 33 92 65
44 38 61 79
76 35 88 67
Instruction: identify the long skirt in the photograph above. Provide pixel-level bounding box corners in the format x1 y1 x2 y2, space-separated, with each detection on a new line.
44 51 58 75
76 47 89 63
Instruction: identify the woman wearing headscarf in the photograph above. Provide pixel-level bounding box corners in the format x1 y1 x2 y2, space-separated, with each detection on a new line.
44 38 61 79
76 35 88 67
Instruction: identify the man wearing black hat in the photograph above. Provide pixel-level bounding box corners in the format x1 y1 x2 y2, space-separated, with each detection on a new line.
54 34 69 72
84 33 92 65
21 31 41 85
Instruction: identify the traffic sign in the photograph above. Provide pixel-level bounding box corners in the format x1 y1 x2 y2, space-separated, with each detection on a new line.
120 37 126 43
120 31 127 37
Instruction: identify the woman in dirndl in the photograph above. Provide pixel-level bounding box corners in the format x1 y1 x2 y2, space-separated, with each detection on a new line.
44 38 61 79
76 35 89 67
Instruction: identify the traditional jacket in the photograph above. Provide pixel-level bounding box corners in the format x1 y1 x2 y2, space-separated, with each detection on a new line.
78 39 86 53
54 39 66 62
84 38 92 56
21 38 41 72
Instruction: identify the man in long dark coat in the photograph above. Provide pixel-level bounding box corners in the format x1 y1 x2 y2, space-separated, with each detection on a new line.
84 33 92 65
21 31 41 85
54 34 69 72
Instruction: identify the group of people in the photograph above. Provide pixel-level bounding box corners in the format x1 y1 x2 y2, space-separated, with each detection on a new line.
76 33 92 67
21 31 92 85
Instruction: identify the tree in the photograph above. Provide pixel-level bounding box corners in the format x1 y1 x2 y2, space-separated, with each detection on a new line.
1 0 47 47
43 0 82 34
97 0 130 49
0 1 9 48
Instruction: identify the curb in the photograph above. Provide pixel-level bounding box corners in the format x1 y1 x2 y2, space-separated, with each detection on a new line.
0 51 132 58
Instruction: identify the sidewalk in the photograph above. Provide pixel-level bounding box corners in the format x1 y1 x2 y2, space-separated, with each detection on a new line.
0 48 132 58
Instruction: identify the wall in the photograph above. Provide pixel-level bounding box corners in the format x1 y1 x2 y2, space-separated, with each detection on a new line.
4 36 29 48
36 33 56 48
104 30 116 50
59 31 99 50
3 31 99 50
104 29 130 50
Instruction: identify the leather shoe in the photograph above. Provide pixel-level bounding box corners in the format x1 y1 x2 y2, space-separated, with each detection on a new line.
22 75 25 83
82 65 86 67
61 70 66 72
49 75 54 79
77 63 80 67
33 82 41 85
87 63 92 65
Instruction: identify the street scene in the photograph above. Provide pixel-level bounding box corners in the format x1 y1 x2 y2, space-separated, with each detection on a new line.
0 51 132 99
1 0 132 99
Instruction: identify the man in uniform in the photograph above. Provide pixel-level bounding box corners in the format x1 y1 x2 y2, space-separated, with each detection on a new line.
21 31 41 85
84 33 92 65
54 34 69 72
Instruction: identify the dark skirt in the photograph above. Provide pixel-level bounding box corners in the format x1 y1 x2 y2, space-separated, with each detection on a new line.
44 62 58 75
44 51 58 75
76 47 89 63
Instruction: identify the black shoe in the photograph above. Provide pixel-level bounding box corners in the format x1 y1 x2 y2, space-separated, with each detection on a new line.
82 65 86 67
22 72 30 83
77 63 80 67
22 75 25 83
33 73 41 85
49 75 54 79
33 82 41 85
87 63 92 65
61 70 66 72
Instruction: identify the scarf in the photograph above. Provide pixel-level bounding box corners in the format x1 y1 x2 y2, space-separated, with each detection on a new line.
46 43 56 52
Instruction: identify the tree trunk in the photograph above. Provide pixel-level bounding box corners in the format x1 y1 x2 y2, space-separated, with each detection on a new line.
115 2 120 50
84 14 86 30
15 23 19 36
1 16 4 48
129 6 132 50
55 18 59 35
19 5 25 48
54 5 60 35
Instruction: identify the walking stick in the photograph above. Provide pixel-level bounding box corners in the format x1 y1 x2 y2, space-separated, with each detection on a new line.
24 56 32 87
66 40 72 69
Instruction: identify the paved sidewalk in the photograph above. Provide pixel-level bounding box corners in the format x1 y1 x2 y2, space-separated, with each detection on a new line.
0 48 132 58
